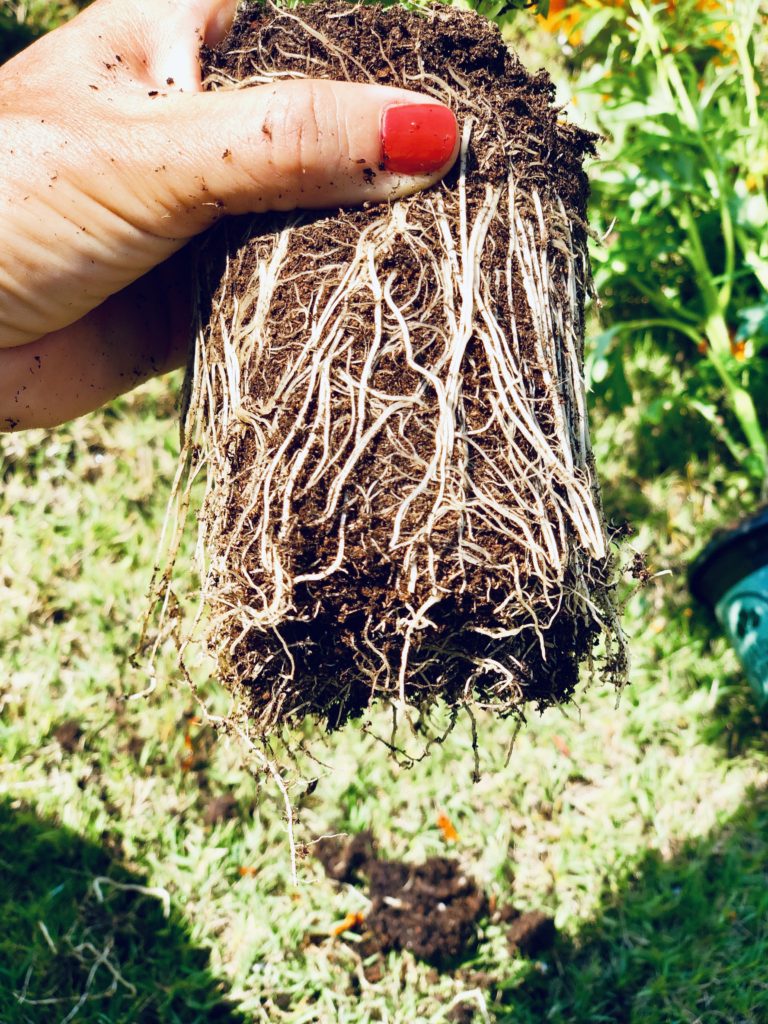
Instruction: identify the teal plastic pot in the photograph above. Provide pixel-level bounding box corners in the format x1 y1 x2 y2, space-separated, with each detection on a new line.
689 507 768 708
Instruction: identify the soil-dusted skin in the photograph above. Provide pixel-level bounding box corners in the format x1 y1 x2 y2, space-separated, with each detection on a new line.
190 2 625 734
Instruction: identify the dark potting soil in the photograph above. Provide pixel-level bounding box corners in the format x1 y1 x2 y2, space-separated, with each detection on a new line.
53 718 84 753
314 830 556 967
192 2 621 734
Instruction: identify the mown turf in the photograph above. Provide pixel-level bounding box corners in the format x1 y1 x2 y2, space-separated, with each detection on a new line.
2 355 767 1023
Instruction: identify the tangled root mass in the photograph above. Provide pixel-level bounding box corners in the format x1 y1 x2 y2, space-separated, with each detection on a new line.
176 1 626 734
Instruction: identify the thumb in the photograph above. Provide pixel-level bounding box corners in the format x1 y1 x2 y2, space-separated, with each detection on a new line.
139 78 460 235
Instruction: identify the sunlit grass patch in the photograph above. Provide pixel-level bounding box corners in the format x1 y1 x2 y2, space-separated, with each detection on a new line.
2 370 768 1021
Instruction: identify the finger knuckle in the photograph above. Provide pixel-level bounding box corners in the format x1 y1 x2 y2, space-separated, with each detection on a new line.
266 82 343 191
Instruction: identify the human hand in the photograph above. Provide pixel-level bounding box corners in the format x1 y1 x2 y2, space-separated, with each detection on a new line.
0 0 458 430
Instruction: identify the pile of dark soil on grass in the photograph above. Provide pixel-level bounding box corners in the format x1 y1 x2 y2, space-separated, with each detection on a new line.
171 0 626 736
314 830 555 967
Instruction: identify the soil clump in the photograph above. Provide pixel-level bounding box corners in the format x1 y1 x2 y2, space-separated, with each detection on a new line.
314 830 555 967
178 1 626 736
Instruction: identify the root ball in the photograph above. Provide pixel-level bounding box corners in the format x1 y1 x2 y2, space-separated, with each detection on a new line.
178 1 626 735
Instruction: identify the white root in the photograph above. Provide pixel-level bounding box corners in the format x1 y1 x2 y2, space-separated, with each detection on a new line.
144 3 627 757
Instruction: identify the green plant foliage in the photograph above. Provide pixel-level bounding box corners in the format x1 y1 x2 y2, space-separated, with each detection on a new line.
0 0 90 60
463 0 548 20
566 0 768 493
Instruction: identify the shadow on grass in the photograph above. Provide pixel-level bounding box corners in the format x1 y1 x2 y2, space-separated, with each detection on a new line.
496 785 768 1024
0 800 244 1024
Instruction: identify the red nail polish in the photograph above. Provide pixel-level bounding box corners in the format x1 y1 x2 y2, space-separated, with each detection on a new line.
381 103 457 175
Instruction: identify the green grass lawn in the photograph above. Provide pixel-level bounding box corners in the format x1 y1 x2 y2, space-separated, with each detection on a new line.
2 363 767 1023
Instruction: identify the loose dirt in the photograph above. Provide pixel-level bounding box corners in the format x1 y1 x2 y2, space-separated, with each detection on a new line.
314 830 555 967
53 719 83 753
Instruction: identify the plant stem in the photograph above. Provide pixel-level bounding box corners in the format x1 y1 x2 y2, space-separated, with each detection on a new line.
704 310 768 478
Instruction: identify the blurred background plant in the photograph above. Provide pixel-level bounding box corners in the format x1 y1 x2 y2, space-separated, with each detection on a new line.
539 0 768 500
0 0 90 59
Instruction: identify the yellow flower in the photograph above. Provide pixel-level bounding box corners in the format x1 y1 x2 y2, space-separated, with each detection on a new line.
537 0 585 45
